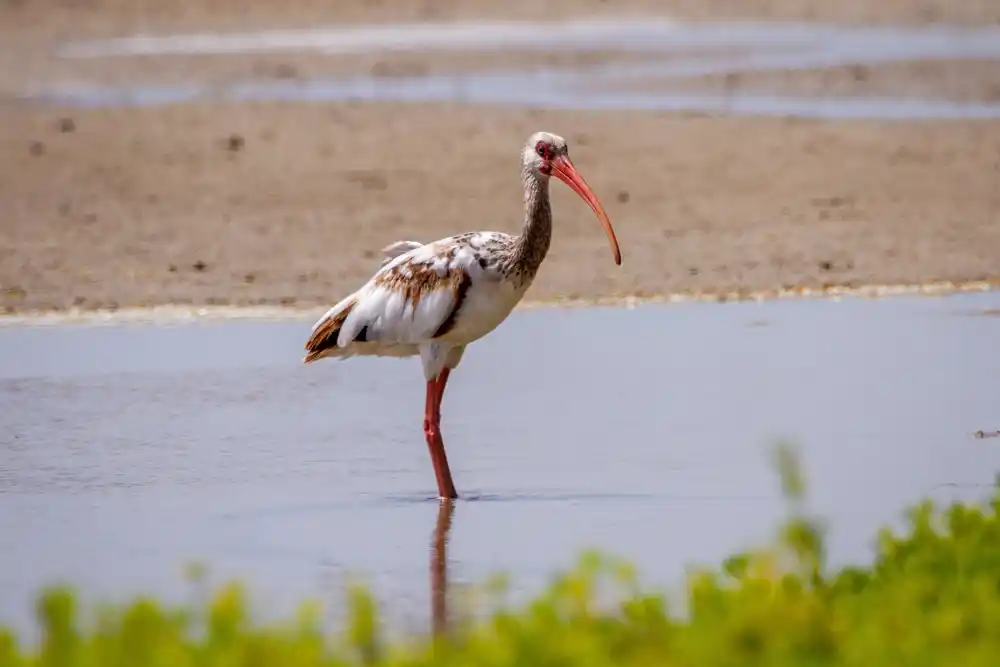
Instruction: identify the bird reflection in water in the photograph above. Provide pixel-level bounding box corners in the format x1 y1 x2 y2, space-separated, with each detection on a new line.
430 499 455 638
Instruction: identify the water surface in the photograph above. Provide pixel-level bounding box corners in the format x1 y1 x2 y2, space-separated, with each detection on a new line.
2 292 999 637
20 19 1000 119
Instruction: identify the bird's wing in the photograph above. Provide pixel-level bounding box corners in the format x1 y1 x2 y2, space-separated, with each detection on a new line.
304 235 488 361
346 240 474 344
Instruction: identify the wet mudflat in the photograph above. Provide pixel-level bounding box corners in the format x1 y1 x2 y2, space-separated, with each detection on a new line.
2 291 1000 636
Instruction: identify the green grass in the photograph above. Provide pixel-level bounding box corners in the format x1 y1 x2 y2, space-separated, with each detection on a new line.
3 444 1000 666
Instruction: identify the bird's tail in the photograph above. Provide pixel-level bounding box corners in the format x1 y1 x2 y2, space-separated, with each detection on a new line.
303 294 360 364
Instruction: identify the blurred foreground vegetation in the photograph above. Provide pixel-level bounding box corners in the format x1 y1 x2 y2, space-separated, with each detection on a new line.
3 446 1000 666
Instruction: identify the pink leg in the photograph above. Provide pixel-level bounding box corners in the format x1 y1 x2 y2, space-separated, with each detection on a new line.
424 369 457 499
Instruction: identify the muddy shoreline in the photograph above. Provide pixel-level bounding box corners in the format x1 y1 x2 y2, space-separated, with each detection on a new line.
2 280 998 328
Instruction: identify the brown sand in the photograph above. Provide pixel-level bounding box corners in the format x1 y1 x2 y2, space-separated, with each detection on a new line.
2 0 1000 315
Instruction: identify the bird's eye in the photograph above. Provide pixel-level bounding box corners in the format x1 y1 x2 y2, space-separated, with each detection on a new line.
535 142 549 159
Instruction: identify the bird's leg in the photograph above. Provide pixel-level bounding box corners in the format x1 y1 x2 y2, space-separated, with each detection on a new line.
424 369 457 500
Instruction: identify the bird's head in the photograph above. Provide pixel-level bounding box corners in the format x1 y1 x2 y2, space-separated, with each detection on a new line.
522 131 622 266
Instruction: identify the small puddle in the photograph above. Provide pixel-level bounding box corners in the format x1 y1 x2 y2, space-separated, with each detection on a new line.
1 291 999 636
19 19 1000 119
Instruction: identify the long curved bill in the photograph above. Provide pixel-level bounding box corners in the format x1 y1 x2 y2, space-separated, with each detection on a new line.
550 155 622 265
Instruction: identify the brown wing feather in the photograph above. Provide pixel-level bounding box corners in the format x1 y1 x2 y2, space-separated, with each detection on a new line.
372 248 459 312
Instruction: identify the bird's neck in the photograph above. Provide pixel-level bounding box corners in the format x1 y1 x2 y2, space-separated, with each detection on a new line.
508 171 552 280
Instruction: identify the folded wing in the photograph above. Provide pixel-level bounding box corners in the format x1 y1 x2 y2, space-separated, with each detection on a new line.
303 240 473 363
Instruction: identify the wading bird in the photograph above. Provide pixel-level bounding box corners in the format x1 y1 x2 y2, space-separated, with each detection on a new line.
303 131 622 499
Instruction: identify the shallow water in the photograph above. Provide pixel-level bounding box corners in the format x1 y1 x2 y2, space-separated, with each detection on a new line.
21 19 1000 119
2 291 1000 637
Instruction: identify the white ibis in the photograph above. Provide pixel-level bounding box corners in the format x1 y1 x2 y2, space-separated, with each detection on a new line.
303 131 622 499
